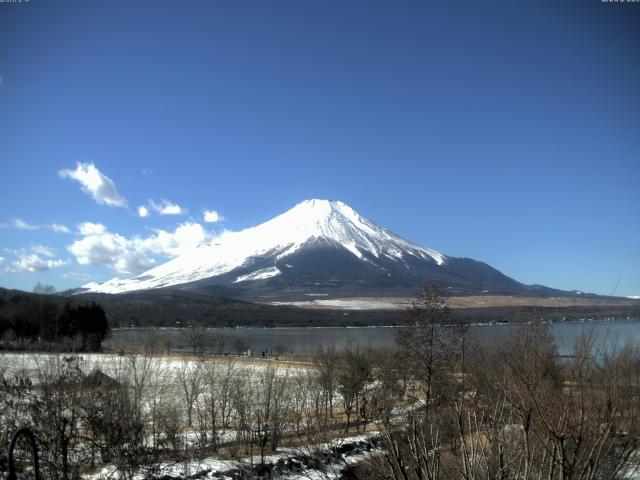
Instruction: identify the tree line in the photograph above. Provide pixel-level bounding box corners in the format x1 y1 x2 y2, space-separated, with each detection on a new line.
0 290 109 351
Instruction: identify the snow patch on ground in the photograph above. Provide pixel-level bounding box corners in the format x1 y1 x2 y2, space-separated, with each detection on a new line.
234 266 281 283
0 352 307 386
83 433 381 480
271 298 410 310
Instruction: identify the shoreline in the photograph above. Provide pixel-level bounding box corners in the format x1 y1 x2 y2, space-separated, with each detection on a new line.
108 314 639 332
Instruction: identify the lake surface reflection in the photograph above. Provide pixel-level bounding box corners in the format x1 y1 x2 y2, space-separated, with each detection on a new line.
105 318 640 356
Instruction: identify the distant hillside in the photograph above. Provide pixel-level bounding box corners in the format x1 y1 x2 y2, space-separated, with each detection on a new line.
2 286 638 330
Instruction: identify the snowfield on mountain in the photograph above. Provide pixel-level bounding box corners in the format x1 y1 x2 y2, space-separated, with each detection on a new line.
81 199 573 299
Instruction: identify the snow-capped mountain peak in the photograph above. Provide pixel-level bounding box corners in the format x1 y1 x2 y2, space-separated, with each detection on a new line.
255 199 444 262
82 199 446 294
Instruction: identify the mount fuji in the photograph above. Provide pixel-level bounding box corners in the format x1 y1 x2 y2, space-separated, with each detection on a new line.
81 199 562 300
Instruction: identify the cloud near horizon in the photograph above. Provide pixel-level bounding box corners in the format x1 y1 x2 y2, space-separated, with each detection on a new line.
8 255 70 273
59 162 127 207
5 246 70 273
67 221 214 275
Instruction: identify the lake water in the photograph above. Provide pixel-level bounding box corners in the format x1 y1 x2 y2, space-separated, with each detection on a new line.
105 317 640 356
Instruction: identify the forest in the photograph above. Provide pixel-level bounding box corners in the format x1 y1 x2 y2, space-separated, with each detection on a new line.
0 291 109 352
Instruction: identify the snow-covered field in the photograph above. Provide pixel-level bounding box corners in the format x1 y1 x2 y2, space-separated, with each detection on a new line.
271 297 410 310
85 433 381 480
0 352 307 385
2 351 381 479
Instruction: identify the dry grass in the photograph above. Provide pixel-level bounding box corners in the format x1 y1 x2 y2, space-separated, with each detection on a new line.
448 295 639 308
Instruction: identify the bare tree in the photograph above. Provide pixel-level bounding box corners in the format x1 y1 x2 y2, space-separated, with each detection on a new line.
182 321 208 355
374 283 463 480
337 344 371 433
290 370 311 436
201 357 237 451
179 358 204 428
396 282 462 410
461 322 640 480
315 345 339 420
33 282 57 295
231 371 253 458
209 332 227 356
0 366 34 474
30 355 85 480
251 365 290 463
146 358 174 450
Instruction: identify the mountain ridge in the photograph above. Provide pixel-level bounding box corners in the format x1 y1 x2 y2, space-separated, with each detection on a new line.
80 199 583 300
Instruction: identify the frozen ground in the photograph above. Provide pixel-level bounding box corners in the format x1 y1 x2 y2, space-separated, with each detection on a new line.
271 297 410 310
270 294 640 311
84 433 380 480
0 352 307 385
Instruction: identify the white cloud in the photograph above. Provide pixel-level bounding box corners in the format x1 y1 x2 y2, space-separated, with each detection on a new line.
59 162 127 207
4 245 55 256
4 219 71 233
50 223 71 234
149 199 184 215
137 205 150 218
8 254 69 273
13 218 39 230
31 245 56 257
67 222 213 275
203 209 222 223
77 222 107 235
137 199 187 217
2 246 64 272
137 222 211 257
0 256 4 264
68 231 155 275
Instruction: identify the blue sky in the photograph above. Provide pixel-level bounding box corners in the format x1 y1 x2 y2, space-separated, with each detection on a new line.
0 0 638 297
